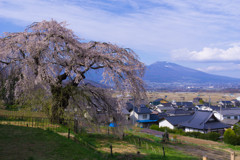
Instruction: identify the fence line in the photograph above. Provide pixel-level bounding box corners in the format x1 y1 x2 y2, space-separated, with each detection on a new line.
0 114 75 133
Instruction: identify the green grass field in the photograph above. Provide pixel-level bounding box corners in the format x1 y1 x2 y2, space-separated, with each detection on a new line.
0 125 198 160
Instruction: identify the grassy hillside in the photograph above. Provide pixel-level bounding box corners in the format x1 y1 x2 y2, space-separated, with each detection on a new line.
0 125 103 160
0 125 198 160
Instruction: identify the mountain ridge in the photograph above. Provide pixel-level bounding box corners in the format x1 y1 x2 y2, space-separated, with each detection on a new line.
86 61 240 85
143 61 240 84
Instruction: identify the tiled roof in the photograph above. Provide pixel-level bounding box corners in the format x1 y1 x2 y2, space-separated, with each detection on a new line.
157 106 175 111
222 119 239 125
167 109 193 115
122 108 130 115
180 111 229 130
176 102 194 107
133 104 152 114
217 108 240 116
164 115 192 126
126 102 134 112
150 114 161 121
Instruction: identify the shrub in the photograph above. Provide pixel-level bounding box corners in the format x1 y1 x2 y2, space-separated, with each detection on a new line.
150 124 160 131
224 128 237 145
184 132 202 138
205 132 221 141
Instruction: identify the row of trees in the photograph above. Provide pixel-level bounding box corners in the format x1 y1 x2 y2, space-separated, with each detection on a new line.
0 20 146 124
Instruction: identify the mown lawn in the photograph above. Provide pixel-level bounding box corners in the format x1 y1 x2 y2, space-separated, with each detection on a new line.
0 125 198 160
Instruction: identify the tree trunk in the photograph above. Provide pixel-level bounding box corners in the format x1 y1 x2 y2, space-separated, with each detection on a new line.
50 85 71 124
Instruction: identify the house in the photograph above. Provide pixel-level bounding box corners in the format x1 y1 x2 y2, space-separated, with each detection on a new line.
193 97 203 104
214 108 240 121
195 105 212 111
158 115 192 129
221 119 239 128
180 111 230 134
218 101 234 108
121 108 130 120
175 102 195 111
231 99 240 107
126 102 134 112
128 104 165 127
155 106 175 113
150 98 169 106
166 108 194 116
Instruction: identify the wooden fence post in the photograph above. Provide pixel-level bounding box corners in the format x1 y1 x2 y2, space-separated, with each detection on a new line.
162 146 165 157
138 138 141 147
231 152 235 160
110 144 113 156
74 119 78 133
68 128 70 139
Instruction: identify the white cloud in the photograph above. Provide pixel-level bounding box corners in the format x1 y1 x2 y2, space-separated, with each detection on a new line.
1 0 240 64
172 44 240 62
197 64 240 72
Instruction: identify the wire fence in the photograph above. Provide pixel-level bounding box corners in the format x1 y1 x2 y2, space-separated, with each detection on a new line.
0 113 168 158
0 114 75 133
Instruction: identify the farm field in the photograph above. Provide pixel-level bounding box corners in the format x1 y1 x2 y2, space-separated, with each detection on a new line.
147 92 240 104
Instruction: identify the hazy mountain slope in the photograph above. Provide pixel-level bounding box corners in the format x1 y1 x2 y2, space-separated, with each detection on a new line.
143 61 240 83
85 61 240 84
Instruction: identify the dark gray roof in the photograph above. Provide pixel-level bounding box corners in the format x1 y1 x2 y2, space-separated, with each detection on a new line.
122 108 130 115
150 114 161 120
133 104 152 114
159 103 173 107
126 102 134 112
164 115 192 126
222 119 239 125
158 112 168 118
209 105 220 111
167 109 193 115
176 102 194 107
180 111 229 130
217 108 240 116
219 101 232 104
157 106 175 111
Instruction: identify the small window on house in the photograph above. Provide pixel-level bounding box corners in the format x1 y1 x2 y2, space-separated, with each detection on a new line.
234 116 238 120
142 114 148 119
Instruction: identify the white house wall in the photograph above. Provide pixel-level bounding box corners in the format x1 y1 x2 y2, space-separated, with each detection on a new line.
185 128 204 133
138 114 150 120
159 120 174 129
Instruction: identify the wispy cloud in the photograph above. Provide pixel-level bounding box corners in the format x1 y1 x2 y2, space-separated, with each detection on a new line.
0 0 240 64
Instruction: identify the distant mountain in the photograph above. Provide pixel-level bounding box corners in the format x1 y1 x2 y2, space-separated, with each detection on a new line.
85 61 240 85
143 61 240 84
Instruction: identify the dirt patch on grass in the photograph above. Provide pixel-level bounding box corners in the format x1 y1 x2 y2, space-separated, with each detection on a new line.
168 144 230 160
171 134 220 145
97 139 140 154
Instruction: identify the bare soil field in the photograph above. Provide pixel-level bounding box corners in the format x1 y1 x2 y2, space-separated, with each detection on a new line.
147 92 240 104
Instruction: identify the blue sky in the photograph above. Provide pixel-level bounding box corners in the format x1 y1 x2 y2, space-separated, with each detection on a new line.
1 0 240 78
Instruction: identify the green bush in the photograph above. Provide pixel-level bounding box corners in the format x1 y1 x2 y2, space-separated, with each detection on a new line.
150 125 221 142
205 132 221 141
224 128 240 145
184 132 202 138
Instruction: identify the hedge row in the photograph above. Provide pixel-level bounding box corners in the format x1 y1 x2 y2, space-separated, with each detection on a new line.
150 125 220 141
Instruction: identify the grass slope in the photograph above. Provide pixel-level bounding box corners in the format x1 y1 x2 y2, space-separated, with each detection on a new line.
0 125 102 160
0 125 198 160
